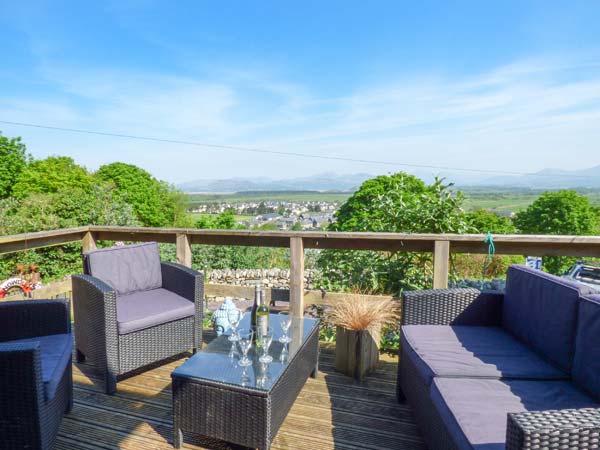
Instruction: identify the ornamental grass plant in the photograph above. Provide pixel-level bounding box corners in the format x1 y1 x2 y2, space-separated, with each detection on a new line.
327 295 400 332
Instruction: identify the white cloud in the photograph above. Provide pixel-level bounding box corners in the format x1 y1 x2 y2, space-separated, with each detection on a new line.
1 58 600 182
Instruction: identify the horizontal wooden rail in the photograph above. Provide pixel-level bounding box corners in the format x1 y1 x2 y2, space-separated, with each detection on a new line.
2 225 600 315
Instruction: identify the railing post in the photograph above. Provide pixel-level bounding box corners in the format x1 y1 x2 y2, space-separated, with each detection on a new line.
433 240 450 289
176 233 192 268
82 231 97 253
289 236 304 316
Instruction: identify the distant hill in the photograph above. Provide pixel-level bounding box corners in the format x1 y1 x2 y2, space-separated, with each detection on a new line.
179 165 600 193
178 172 374 192
480 165 600 188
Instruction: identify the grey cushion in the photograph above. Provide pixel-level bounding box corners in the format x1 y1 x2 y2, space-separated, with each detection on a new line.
572 295 600 400
85 242 162 295
5 333 73 400
431 377 597 450
402 325 567 386
502 264 596 372
117 288 194 334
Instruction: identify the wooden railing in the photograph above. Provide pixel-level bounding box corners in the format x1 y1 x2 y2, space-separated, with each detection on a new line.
2 225 600 314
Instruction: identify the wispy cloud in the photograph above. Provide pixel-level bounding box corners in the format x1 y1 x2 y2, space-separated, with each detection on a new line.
1 58 600 181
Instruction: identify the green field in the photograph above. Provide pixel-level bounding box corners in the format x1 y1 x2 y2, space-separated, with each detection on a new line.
186 188 600 214
187 190 351 206
460 187 600 213
190 212 255 222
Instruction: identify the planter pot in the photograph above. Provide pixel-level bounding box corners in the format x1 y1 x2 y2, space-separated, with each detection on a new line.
334 326 380 382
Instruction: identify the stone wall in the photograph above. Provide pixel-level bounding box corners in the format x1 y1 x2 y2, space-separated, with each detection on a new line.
206 268 318 290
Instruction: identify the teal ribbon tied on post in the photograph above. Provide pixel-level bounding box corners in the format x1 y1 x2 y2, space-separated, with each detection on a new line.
481 231 496 286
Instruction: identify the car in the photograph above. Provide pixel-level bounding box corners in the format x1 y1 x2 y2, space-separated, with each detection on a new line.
563 263 600 292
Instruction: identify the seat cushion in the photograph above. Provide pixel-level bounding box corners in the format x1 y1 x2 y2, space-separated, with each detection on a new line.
402 325 567 386
5 333 73 401
572 295 600 401
502 264 596 372
84 242 162 295
431 377 598 450
117 288 195 334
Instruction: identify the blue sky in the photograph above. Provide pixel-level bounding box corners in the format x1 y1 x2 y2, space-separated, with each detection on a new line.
1 1 600 183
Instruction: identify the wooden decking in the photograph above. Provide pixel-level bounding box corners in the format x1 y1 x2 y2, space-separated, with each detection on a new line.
57 342 425 450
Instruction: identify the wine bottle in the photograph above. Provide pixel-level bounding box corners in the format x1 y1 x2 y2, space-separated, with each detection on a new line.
251 284 260 331
256 288 270 336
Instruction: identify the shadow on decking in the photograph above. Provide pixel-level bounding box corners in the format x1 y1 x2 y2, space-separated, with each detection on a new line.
322 345 426 450
57 335 425 450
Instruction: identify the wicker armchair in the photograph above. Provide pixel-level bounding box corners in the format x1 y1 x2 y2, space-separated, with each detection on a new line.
72 242 203 394
0 299 73 450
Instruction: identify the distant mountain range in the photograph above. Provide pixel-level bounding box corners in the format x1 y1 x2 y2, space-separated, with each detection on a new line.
178 166 600 193
479 165 600 188
178 172 374 192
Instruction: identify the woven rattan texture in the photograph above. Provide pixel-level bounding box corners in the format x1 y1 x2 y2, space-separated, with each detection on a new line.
507 408 600 450
72 262 203 394
173 321 319 450
0 300 72 450
399 345 458 450
401 288 483 326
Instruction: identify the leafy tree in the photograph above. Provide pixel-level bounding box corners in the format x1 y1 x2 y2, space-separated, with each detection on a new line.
0 184 138 281
12 156 92 199
466 209 516 234
0 133 30 198
317 173 470 294
514 190 600 274
96 162 183 227
291 221 303 231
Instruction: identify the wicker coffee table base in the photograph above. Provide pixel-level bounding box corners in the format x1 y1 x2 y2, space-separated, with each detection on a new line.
172 327 319 450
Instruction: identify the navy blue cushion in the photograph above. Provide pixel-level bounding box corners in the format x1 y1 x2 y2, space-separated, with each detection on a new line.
85 242 162 295
572 295 600 400
502 265 596 372
402 325 567 386
431 377 597 450
5 333 73 400
117 288 194 334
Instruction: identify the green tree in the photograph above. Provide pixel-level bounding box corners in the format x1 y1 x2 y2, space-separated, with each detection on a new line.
0 184 138 281
317 173 470 294
0 133 30 198
12 156 92 199
291 221 303 231
466 209 516 234
514 190 599 274
96 162 183 227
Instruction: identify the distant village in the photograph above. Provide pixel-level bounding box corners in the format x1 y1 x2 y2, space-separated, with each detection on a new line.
190 200 339 230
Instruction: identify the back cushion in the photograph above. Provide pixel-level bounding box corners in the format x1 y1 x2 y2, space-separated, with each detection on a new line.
573 295 600 400
84 242 162 295
502 265 595 372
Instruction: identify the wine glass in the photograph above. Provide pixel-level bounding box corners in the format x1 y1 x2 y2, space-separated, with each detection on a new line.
278 311 292 343
227 309 243 341
280 342 289 363
237 329 254 367
257 329 273 364
240 366 251 387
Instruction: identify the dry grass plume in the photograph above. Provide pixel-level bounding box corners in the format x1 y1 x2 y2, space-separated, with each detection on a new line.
327 295 400 332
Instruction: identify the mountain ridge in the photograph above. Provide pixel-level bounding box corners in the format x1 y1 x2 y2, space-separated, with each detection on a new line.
178 166 600 192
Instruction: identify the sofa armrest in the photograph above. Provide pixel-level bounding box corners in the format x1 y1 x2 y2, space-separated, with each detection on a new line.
506 408 600 450
401 288 504 326
0 299 71 341
161 262 204 304
0 341 44 431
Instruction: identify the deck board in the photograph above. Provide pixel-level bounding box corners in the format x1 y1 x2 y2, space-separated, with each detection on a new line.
57 343 425 450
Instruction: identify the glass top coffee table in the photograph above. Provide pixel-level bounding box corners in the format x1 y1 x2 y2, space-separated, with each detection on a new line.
171 313 319 450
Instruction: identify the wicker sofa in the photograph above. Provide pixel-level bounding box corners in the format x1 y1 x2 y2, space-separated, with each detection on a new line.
72 242 203 394
0 299 73 450
397 264 600 450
